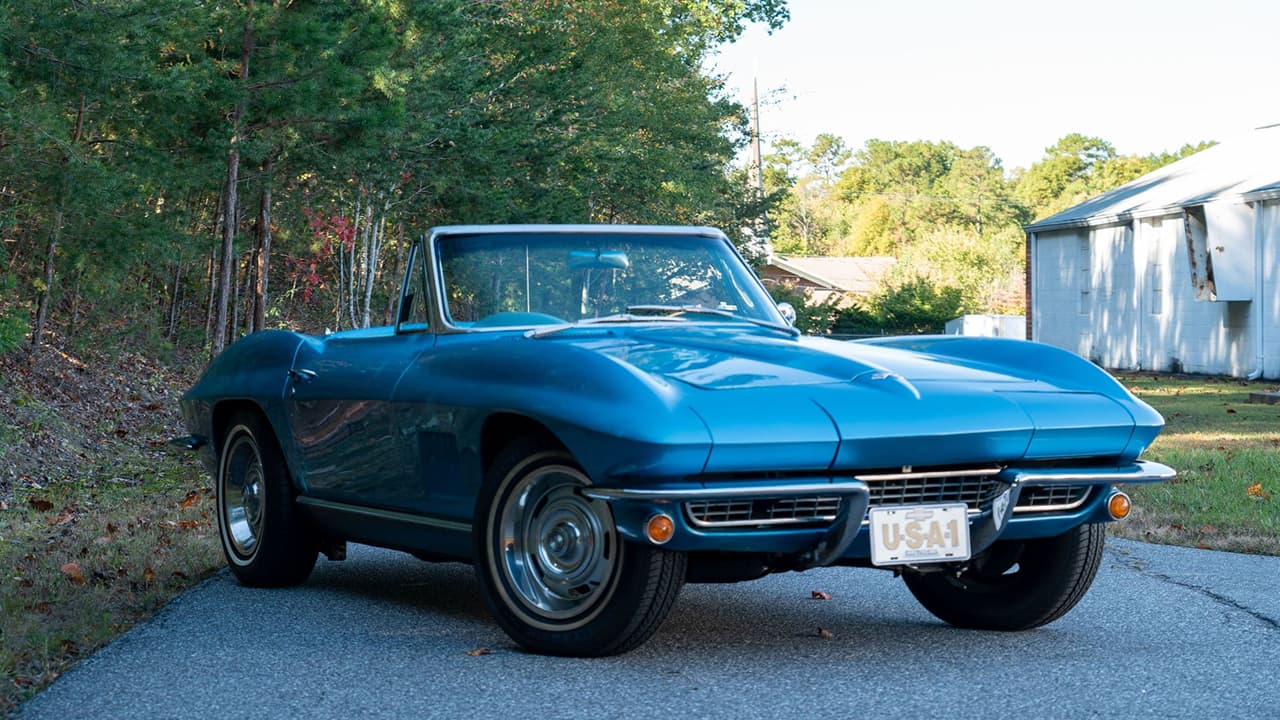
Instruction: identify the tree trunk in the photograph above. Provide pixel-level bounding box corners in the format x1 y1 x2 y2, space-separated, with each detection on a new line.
204 240 217 347
167 262 183 340
212 1 254 359
252 158 273 332
30 95 86 350
384 229 405 325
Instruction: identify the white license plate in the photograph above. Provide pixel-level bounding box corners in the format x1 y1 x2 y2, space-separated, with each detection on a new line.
869 503 971 566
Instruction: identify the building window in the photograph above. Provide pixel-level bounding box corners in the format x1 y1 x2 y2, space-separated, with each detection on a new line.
1077 237 1090 315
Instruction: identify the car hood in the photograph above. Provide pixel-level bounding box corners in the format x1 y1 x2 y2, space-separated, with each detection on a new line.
553 326 1159 471
576 327 1020 389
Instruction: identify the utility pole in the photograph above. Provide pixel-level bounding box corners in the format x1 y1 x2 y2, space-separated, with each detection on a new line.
749 75 771 256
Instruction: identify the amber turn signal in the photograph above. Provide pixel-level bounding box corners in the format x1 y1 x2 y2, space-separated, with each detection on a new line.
1108 491 1132 520
646 514 675 544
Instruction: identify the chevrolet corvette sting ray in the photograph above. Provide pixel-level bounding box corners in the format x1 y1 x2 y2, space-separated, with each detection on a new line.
175 224 1174 656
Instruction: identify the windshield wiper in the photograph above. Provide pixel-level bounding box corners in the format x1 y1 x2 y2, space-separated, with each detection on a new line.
525 313 687 339
625 304 800 337
526 306 799 339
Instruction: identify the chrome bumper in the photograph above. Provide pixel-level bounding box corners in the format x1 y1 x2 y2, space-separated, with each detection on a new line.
583 481 871 568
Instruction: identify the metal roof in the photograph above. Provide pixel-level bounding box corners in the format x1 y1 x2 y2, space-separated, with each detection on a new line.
1024 124 1280 233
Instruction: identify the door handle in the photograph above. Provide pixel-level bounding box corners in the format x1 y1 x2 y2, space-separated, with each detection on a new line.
289 368 318 383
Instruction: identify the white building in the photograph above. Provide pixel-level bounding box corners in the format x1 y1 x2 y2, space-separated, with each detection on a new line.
1025 125 1280 379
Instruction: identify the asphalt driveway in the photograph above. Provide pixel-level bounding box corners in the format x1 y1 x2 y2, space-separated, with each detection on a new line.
20 538 1280 719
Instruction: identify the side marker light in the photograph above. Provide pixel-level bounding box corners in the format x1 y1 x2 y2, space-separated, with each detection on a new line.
1108 491 1132 520
646 514 675 544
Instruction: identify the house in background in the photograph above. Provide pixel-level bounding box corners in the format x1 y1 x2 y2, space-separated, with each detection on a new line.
1025 124 1280 379
760 255 896 306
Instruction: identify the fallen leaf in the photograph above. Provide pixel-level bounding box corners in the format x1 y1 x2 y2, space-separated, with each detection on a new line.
0 500 8 510
13 676 35 688
180 491 202 509
59 639 80 657
1225 408 1237 414
33 601 52 614
28 498 55 512
60 562 85 584
106 522 119 534
142 566 156 582
817 627 834 639
1246 483 1272 501
177 520 202 530
811 590 833 601
1200 525 1218 534
48 509 76 526
464 648 491 657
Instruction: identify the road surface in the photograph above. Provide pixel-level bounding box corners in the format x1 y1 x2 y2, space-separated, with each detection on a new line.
20 539 1280 719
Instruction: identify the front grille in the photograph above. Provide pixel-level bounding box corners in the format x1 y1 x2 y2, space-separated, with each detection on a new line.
1014 484 1092 512
686 496 842 528
859 467 1005 511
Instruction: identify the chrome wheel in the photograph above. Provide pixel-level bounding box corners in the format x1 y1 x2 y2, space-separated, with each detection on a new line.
495 462 619 627
220 431 265 559
214 412 317 587
476 442 686 656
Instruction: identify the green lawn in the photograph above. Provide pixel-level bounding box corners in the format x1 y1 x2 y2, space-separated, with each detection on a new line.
1112 374 1280 555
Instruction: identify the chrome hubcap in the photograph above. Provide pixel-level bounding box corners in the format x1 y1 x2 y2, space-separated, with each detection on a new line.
222 434 264 558
498 465 617 621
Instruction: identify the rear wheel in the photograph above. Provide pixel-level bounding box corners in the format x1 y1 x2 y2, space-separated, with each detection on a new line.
902 522 1105 630
474 439 685 656
217 411 318 587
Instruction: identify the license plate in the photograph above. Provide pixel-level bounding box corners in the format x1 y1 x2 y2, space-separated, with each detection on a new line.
869 503 971 566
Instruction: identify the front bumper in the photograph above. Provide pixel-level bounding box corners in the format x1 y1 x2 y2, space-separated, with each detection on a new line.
584 460 1176 567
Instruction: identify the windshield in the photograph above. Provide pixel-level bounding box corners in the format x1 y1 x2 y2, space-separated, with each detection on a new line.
436 231 783 329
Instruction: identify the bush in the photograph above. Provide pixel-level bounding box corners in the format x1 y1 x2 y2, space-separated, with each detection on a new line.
865 277 964 334
0 314 28 356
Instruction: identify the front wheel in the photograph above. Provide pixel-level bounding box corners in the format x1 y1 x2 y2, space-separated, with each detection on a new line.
902 522 1105 630
474 440 685 656
217 411 318 587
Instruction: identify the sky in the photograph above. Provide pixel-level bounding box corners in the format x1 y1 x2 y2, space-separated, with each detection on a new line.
706 0 1280 171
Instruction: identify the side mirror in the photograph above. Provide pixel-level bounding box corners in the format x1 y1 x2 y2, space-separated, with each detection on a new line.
776 301 797 326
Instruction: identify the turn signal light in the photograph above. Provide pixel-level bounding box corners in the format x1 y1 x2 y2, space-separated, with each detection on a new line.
1108 491 1132 520
646 514 675 544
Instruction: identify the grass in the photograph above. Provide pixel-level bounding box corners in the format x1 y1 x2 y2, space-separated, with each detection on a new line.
0 463 219 712
0 348 222 715
1110 374 1280 555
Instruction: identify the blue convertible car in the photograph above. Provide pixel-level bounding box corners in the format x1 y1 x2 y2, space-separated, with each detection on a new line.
177 224 1174 656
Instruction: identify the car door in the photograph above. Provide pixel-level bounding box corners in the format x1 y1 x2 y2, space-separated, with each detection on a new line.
285 242 437 510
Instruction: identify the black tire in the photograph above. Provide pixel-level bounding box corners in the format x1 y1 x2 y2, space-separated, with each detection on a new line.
216 411 318 587
902 522 1105 631
474 439 685 656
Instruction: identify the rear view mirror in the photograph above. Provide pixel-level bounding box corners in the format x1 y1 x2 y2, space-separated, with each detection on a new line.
568 249 630 270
